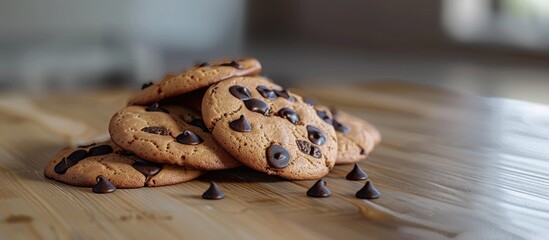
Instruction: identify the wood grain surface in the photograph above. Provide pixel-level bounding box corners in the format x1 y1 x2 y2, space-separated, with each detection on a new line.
0 82 548 240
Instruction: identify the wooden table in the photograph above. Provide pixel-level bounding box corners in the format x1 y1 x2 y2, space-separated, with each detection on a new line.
1 82 548 239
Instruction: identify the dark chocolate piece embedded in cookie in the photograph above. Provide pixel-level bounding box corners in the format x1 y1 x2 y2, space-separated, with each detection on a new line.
229 115 252 132
278 108 299 124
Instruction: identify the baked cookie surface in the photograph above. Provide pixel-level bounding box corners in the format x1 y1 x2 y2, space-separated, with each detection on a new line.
329 109 381 164
202 76 338 180
44 141 202 188
128 58 261 106
109 104 241 170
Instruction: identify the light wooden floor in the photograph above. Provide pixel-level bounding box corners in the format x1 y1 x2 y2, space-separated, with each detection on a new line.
0 82 548 239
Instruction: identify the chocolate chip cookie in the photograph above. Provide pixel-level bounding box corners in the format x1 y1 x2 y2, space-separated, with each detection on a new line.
202 76 338 180
109 104 240 170
128 58 261 106
44 141 202 188
316 106 381 164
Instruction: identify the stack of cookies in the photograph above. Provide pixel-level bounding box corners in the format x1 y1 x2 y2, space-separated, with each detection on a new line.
44 58 381 194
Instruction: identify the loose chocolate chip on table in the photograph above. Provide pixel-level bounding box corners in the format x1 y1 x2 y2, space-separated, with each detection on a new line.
306 125 326 145
88 145 114 156
229 85 251 100
266 144 290 168
219 60 243 69
141 126 170 135
189 119 210 132
132 159 162 177
346 164 368 180
256 85 277 100
145 103 169 113
196 62 211 67
78 143 96 148
278 108 299 124
316 110 333 125
202 181 224 200
306 179 331 198
229 115 252 132
332 119 349 133
274 89 294 101
92 175 117 194
176 130 203 145
243 99 270 115
296 140 322 158
356 181 381 199
141 82 153 90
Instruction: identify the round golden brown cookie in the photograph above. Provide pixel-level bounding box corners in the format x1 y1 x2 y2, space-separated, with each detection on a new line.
128 58 262 106
325 108 381 164
202 76 338 180
109 104 240 170
44 141 202 188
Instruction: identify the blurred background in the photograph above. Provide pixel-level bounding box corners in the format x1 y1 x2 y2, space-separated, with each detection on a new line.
1 0 549 103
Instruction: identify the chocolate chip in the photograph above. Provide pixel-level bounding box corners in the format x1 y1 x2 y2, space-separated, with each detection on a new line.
356 181 380 199
88 145 113 156
54 150 89 174
189 119 210 132
229 85 251 100
304 98 316 106
266 144 290 168
332 119 349 133
329 107 339 116
67 150 89 161
92 175 116 194
309 145 322 158
346 164 368 180
141 126 169 135
278 108 299 124
316 110 332 125
296 140 322 158
360 148 366 155
274 89 294 102
141 82 153 90
306 179 331 198
196 62 211 67
176 130 203 145
202 181 224 200
54 158 73 174
145 103 169 113
306 125 326 145
132 159 162 177
229 115 252 132
256 85 277 100
243 99 270 115
120 150 134 156
78 143 96 148
219 60 243 69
